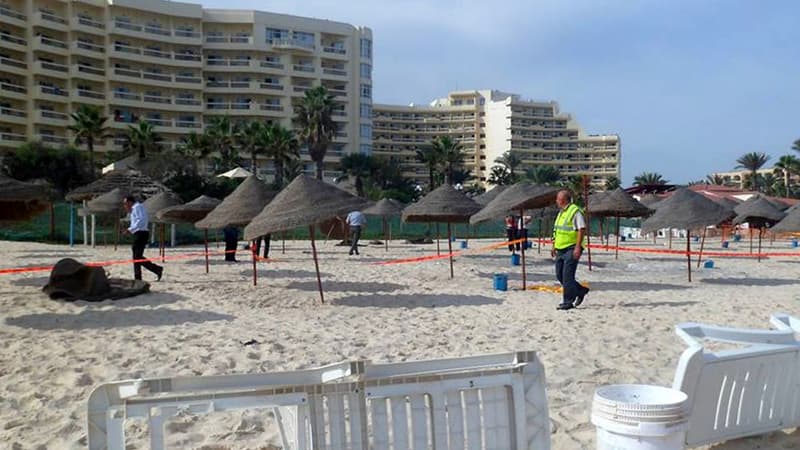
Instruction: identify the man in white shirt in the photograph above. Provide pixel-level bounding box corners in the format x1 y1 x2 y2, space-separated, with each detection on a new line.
123 195 163 281
345 210 366 256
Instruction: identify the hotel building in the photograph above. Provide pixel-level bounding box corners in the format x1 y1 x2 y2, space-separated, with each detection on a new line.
373 90 620 188
0 0 372 179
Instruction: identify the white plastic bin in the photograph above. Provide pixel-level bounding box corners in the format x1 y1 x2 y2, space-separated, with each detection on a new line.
591 384 689 450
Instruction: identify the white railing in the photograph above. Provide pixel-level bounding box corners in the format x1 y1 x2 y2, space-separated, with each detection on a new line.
142 71 171 82
174 75 201 84
271 38 314 50
0 5 25 21
0 82 25 94
260 83 283 90
0 56 26 69
74 40 105 53
323 46 346 55
174 97 201 106
0 33 25 46
75 16 104 29
76 89 104 99
293 64 314 73
174 29 201 39
204 34 252 44
39 134 68 144
38 61 69 73
142 47 172 59
143 94 171 104
260 60 284 69
144 117 171 127
38 35 68 49
0 132 26 142
39 110 68 120
174 120 201 128
322 68 347 76
259 104 283 111
38 11 68 25
0 107 26 118
113 91 141 101
75 64 105 76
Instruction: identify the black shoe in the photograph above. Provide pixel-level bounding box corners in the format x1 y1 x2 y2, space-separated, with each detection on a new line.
557 303 574 310
574 286 590 307
155 267 163 281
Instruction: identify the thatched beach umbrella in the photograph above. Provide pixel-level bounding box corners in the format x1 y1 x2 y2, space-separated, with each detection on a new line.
589 188 651 259
771 207 800 233
0 174 50 223
156 195 221 224
470 183 559 289
87 188 127 250
143 191 183 262
363 198 405 251
733 197 786 261
403 184 482 279
243 175 370 301
196 176 277 275
641 188 733 281
473 185 507 206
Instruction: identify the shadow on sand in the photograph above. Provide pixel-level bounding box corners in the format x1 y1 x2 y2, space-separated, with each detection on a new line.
6 307 233 330
9 276 51 288
586 281 692 291
616 300 699 308
334 293 503 308
12 253 90 260
700 277 800 286
239 269 333 279
286 280 406 293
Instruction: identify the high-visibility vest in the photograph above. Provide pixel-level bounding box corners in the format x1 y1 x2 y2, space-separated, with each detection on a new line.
553 203 583 249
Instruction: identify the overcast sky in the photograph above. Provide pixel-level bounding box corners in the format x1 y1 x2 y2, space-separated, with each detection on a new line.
200 0 800 185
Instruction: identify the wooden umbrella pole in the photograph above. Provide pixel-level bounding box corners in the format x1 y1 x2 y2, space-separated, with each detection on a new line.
204 230 209 274
519 210 527 288
310 225 324 303
749 227 753 255
537 217 542 254
282 231 286 254
686 229 692 282
161 224 165 263
389 220 392 245
114 214 120 251
384 217 388 252
436 223 441 256
669 228 673 249
602 217 607 250
251 239 257 286
758 228 763 263
615 215 620 260
696 228 707 268
447 222 454 279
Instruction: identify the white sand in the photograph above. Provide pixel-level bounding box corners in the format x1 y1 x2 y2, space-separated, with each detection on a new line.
0 236 799 449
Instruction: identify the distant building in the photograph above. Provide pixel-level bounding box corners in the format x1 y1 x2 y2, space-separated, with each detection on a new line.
373 89 619 189
709 168 793 189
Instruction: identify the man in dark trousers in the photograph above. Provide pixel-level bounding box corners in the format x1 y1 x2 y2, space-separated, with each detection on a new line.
123 195 163 281
551 190 589 310
223 225 239 262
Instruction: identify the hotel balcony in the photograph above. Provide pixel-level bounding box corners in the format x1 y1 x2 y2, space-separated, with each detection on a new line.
0 5 26 27
322 46 347 59
34 109 70 126
0 81 27 100
72 88 105 105
71 40 106 57
203 34 254 50
204 58 286 74
270 38 315 53
33 60 70 78
0 106 27 125
32 35 68 54
0 55 27 76
35 85 70 102
0 131 26 147
71 63 106 82
292 64 315 74
110 19 202 45
0 32 26 52
32 10 69 32
71 15 106 35
321 67 348 79
110 43 202 68
111 67 202 90
205 102 285 117
38 134 70 146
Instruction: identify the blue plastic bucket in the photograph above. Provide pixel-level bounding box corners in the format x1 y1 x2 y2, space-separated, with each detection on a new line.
460 240 468 249
525 241 532 249
493 273 508 291
620 236 626 242
692 236 700 242
511 253 521 266
721 241 729 249
792 239 798 248
733 234 742 242
703 260 714 269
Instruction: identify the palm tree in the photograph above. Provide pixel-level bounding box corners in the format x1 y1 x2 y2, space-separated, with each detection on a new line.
206 116 239 171
604 175 621 190
487 165 512 186
339 153 374 197
68 104 107 179
494 151 523 182
432 136 465 185
235 121 264 174
415 146 444 191
125 120 162 159
774 155 799 196
792 139 800 154
262 123 299 189
526 165 562 185
282 158 304 186
177 132 212 173
735 152 770 192
706 174 725 185
562 175 586 203
633 172 668 186
294 86 335 180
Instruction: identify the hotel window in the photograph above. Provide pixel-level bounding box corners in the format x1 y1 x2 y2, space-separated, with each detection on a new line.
360 124 372 139
360 144 372 154
265 27 288 43
360 103 372 118
360 84 371 99
292 31 315 47
360 63 371 79
360 38 371 58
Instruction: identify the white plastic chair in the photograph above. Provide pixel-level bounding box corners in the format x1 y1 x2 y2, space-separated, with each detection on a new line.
672 313 800 448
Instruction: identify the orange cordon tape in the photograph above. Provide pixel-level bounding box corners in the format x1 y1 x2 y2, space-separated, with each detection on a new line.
0 249 277 275
372 238 528 266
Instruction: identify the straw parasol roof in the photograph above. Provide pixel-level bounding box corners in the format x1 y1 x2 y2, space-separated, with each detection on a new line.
771 208 800 233
589 188 651 218
156 195 221 224
66 170 167 202
363 198 405 217
403 184 482 223
715 197 741 211
143 191 183 221
641 188 733 234
732 197 786 227
469 183 559 224
472 185 507 206
86 188 127 215
243 175 370 239
0 174 50 222
196 176 277 229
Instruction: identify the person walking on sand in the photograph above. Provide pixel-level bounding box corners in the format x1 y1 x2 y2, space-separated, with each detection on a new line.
505 214 518 253
345 209 366 255
551 190 589 310
123 195 163 281
223 225 239 262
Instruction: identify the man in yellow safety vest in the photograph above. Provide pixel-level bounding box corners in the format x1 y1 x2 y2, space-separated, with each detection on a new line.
551 190 589 310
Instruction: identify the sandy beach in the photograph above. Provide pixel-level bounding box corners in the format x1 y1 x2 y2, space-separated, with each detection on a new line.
1 236 798 449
